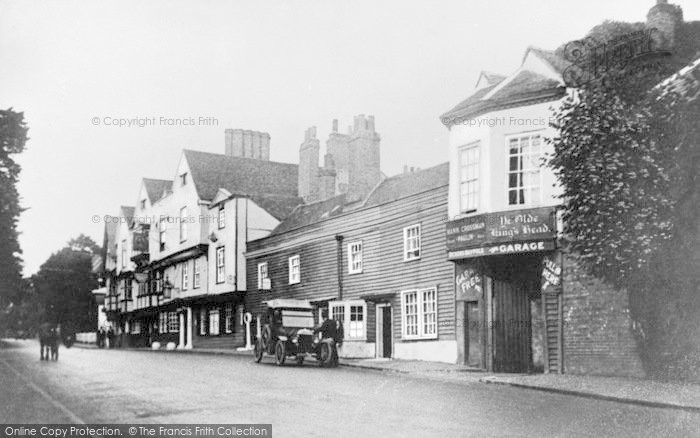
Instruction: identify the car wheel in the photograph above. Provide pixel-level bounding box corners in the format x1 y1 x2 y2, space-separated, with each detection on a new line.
296 355 305 366
319 342 332 367
275 340 286 366
254 339 264 363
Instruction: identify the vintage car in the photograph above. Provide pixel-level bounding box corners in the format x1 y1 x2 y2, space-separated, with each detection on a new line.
253 299 337 367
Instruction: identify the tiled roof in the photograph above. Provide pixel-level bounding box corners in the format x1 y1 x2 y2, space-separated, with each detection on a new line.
267 162 449 236
183 149 299 202
249 194 304 221
120 206 135 228
142 178 172 203
441 49 568 125
364 162 449 208
269 194 345 236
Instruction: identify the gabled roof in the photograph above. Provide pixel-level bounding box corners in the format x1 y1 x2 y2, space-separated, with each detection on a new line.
183 149 299 202
267 163 449 237
441 48 568 125
142 178 172 203
120 206 135 228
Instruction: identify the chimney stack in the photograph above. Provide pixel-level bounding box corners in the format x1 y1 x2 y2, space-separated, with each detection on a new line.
225 129 270 160
298 126 320 203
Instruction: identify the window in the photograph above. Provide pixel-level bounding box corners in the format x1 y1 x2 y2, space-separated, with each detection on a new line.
125 278 133 300
257 262 269 289
347 241 363 274
168 312 179 333
224 304 234 334
180 172 187 186
131 320 141 334
216 247 225 284
153 270 163 295
159 312 168 333
401 287 438 340
193 259 201 289
121 239 127 268
159 216 166 251
140 199 146 209
404 225 421 261
179 207 188 242
199 308 207 335
209 308 220 335
218 205 226 229
288 255 300 284
507 133 542 206
330 301 366 340
459 142 480 213
182 262 189 291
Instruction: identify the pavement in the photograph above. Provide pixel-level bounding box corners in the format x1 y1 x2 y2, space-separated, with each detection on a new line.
74 341 700 413
2 339 699 436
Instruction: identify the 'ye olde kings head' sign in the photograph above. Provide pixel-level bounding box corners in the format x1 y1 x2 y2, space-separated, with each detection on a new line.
455 264 482 301
446 206 557 260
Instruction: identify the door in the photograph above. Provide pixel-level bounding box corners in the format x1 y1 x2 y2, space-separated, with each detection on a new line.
465 301 483 368
381 306 392 358
376 304 392 358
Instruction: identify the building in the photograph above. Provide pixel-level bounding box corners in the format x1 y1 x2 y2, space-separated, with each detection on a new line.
245 119 457 362
439 0 695 376
103 131 301 350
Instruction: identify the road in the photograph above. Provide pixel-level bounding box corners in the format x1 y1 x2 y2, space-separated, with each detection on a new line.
0 339 698 437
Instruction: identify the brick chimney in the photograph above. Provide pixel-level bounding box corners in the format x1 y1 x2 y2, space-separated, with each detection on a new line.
225 129 270 160
346 114 381 202
298 127 320 203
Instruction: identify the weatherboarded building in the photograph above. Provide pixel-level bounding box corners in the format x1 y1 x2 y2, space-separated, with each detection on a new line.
246 150 457 362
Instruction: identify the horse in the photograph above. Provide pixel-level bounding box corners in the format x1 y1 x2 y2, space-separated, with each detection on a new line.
38 323 59 361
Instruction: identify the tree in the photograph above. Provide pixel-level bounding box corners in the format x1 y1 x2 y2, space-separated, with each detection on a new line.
33 236 102 333
0 109 28 308
549 24 700 380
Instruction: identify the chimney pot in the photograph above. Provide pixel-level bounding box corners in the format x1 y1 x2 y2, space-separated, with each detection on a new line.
332 119 338 132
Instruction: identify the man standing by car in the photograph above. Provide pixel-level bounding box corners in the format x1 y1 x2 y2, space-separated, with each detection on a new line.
314 309 343 366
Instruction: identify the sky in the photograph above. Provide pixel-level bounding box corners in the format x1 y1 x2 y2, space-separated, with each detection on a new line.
2 0 699 276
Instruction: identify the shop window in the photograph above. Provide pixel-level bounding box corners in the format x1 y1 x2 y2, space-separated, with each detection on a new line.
209 308 220 335
199 308 207 335
168 312 179 333
225 304 234 334
330 301 366 340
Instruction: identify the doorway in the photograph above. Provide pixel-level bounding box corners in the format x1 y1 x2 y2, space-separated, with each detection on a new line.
464 301 483 368
376 304 392 358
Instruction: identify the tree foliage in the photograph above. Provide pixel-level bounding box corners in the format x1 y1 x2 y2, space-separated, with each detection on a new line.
549 26 700 379
33 236 102 333
0 109 28 307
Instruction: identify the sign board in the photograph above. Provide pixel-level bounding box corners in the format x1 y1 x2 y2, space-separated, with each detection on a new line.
446 207 557 259
455 265 482 301
132 227 149 252
541 252 562 294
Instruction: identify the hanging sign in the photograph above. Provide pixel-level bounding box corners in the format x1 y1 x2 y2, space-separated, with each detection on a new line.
541 253 562 294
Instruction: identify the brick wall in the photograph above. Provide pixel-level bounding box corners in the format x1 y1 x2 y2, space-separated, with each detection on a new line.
562 253 645 377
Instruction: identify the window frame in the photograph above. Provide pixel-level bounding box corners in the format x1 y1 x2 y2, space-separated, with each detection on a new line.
208 308 220 336
403 224 421 262
180 172 187 186
181 261 189 291
199 308 207 336
216 247 225 284
257 262 269 289
193 258 201 289
288 255 300 285
458 141 480 214
121 239 127 268
159 217 166 252
506 132 544 208
168 311 179 333
329 300 367 341
347 241 363 274
400 287 439 340
218 205 226 229
224 304 234 334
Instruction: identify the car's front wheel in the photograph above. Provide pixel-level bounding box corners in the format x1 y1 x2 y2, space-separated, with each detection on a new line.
254 339 264 363
275 340 286 366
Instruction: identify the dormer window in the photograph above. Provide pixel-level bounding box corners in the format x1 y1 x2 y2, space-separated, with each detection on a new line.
180 172 188 186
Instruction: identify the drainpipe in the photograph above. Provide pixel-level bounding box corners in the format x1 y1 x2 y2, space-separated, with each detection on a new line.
335 235 344 300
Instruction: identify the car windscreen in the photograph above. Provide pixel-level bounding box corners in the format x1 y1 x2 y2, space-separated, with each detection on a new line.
281 309 315 328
